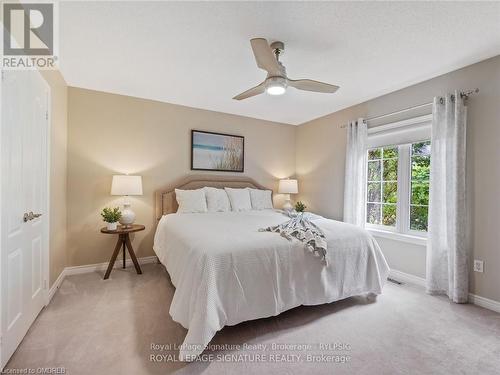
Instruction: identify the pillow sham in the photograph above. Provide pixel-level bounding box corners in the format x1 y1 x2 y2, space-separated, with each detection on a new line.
248 188 273 210
175 188 207 213
224 188 252 212
204 187 231 212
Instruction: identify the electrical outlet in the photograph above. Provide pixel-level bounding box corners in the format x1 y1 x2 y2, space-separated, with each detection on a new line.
473 260 484 273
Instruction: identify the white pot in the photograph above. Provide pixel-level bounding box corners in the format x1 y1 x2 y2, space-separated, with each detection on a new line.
107 222 118 231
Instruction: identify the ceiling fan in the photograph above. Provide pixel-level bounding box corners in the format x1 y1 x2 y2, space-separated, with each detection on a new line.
233 38 340 100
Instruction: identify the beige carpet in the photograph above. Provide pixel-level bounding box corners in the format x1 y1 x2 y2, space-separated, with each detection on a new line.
6 263 500 375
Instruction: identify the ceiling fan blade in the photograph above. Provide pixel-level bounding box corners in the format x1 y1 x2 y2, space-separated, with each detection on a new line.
233 82 266 100
250 38 281 76
288 79 339 93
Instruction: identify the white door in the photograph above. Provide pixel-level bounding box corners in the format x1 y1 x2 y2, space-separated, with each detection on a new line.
1 70 49 367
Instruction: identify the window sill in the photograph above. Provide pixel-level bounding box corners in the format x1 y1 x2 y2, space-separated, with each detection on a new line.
367 228 427 246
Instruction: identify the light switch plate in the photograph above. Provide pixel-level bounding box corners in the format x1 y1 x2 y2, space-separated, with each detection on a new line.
473 260 484 273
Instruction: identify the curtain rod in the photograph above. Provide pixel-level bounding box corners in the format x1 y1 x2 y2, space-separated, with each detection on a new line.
339 88 479 128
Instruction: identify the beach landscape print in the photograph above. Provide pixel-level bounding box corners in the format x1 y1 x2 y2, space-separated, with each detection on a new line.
191 130 244 172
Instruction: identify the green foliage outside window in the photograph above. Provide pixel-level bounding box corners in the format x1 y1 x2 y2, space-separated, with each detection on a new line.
383 159 398 180
382 204 397 226
410 141 431 231
366 146 398 227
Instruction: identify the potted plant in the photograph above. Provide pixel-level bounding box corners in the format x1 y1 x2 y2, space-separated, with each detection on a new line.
101 207 122 231
295 201 307 213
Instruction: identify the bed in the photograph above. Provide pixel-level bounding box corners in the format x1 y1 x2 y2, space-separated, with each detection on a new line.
153 175 390 361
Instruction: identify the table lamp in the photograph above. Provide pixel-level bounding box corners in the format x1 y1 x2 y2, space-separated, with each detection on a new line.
278 179 298 211
111 175 143 228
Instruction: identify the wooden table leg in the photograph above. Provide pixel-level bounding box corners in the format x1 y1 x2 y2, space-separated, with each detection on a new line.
122 237 126 269
125 234 142 275
104 236 123 280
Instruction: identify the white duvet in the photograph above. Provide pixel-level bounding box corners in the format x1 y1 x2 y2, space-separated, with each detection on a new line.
153 210 389 361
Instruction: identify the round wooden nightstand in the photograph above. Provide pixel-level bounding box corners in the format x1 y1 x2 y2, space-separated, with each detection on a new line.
100 224 145 279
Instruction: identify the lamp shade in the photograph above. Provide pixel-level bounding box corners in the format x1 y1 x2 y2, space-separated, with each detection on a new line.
278 179 298 194
111 175 143 196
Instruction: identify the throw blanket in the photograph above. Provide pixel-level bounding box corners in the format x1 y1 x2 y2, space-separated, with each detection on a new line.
260 212 329 265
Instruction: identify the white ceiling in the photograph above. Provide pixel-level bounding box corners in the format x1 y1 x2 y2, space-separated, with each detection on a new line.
59 1 500 125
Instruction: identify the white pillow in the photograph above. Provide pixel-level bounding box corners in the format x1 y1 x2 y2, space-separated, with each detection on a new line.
225 188 252 212
248 188 273 210
204 187 231 212
175 188 207 213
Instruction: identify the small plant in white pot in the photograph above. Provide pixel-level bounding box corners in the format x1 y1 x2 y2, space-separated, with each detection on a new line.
101 207 122 231
295 201 307 213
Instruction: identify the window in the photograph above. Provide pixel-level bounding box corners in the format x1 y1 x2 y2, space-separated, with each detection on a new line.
410 141 431 231
366 141 431 236
367 146 398 227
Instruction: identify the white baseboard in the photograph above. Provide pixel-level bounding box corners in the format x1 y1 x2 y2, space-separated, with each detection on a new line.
389 268 500 314
389 269 426 287
468 293 500 314
47 256 158 303
47 268 66 304
64 255 158 276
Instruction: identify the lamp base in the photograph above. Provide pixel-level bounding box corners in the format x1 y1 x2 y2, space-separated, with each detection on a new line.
119 203 136 228
282 199 293 212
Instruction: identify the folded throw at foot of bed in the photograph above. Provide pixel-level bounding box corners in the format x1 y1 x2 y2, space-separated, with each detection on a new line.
260 212 329 265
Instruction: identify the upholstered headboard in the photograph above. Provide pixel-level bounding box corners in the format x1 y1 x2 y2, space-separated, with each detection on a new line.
155 174 270 219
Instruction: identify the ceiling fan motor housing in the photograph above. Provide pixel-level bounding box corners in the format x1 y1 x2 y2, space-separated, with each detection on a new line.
270 41 285 53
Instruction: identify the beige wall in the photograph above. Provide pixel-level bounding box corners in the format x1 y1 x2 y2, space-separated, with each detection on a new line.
296 55 500 302
40 70 68 286
66 88 296 267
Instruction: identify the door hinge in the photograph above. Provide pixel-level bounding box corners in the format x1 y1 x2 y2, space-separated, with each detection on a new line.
44 279 47 290
45 111 48 120
1 70 4 81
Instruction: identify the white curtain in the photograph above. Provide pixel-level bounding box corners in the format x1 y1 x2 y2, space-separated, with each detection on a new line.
343 119 367 226
426 91 469 303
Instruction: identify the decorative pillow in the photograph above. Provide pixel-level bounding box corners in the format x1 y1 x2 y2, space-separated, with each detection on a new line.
224 188 252 212
248 188 273 210
175 188 207 213
204 187 231 212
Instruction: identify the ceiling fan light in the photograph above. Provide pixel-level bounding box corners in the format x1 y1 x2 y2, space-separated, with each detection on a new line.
266 85 286 96
265 76 287 96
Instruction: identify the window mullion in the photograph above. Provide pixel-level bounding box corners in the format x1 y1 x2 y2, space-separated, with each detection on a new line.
397 145 411 234
380 153 384 225
395 146 402 232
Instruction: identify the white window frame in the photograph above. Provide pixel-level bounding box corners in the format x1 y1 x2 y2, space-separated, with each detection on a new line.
365 146 399 233
365 115 431 245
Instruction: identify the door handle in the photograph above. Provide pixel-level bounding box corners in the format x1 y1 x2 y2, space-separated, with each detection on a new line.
23 212 42 222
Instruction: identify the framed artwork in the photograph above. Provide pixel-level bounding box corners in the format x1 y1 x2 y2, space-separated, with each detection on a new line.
191 130 244 172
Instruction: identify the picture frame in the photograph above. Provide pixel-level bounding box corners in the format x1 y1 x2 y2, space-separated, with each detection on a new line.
191 130 245 172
